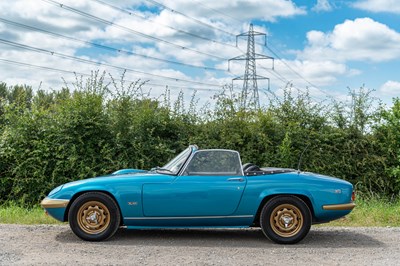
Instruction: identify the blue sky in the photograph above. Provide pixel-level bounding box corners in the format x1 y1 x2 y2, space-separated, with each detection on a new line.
0 0 399 107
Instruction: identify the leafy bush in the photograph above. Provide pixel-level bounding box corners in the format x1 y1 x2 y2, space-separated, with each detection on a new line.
0 75 399 206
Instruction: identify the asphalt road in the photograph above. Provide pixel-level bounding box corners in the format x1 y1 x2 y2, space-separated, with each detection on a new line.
0 224 399 265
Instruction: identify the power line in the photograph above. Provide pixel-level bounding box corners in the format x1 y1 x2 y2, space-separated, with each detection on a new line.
44 0 320 97
256 62 329 102
117 0 333 99
0 17 224 72
257 64 288 85
192 0 243 25
264 43 336 99
242 38 338 101
90 0 238 49
143 0 236 37
230 27 338 100
250 36 333 99
12 0 336 101
41 0 227 61
0 38 223 87
232 46 328 102
0 58 222 92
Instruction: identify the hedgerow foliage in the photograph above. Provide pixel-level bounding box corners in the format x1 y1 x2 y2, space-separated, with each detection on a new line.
0 72 399 206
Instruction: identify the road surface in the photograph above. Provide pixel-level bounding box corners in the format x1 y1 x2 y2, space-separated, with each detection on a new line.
0 224 399 265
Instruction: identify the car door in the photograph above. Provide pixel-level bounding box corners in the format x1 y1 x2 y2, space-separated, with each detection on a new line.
142 150 246 217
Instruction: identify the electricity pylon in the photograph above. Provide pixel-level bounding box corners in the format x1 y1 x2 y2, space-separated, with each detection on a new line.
229 23 274 109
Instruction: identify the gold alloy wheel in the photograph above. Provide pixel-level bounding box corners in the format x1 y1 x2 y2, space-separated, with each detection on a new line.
76 201 111 235
270 203 303 238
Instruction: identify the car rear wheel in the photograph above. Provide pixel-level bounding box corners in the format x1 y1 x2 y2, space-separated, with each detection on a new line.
260 196 311 244
68 192 120 241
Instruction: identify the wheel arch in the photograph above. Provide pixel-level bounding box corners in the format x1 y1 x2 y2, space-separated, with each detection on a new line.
252 194 315 226
64 190 123 225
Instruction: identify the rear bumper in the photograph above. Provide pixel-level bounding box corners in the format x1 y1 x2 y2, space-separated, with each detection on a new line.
322 202 356 211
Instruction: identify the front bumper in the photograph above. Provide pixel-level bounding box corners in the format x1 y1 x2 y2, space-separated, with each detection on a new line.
322 202 356 211
41 198 70 208
40 198 70 222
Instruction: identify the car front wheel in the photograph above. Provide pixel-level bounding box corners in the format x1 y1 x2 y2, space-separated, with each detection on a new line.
68 192 121 241
260 196 311 244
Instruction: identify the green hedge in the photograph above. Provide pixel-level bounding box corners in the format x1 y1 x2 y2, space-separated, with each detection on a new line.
0 75 399 206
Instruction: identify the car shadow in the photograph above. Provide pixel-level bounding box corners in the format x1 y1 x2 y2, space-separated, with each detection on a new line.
56 227 384 248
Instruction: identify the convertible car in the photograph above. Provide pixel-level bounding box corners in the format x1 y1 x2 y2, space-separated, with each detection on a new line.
41 145 355 244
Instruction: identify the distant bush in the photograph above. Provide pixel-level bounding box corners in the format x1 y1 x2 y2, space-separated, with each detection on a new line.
0 73 399 206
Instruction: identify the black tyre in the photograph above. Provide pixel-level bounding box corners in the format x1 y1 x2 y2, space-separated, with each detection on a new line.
260 196 311 244
68 192 121 241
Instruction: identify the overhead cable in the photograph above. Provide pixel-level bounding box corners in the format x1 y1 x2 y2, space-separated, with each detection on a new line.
0 38 222 87
90 0 238 49
143 0 236 37
41 0 227 60
264 44 335 99
0 17 224 72
0 58 222 92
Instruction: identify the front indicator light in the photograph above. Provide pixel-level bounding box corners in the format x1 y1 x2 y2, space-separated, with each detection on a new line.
351 191 356 201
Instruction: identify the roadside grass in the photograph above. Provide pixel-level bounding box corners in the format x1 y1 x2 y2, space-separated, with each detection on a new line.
319 197 400 227
0 198 399 226
0 202 62 225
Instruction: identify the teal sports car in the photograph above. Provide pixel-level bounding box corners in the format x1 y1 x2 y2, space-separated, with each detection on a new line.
41 145 355 244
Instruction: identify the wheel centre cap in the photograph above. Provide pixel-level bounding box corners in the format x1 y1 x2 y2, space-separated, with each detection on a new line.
87 212 98 224
281 215 293 228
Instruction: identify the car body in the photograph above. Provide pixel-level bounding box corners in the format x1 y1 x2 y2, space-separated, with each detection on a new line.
41 145 355 244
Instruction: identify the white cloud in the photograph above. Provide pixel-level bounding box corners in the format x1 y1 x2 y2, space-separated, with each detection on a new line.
155 0 306 23
353 0 400 14
312 0 333 12
0 0 234 94
0 0 396 108
1 0 302 94
299 18 400 62
281 17 400 104
379 80 400 96
268 59 352 87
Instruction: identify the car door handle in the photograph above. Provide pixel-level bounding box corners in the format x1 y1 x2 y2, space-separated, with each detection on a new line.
227 178 244 182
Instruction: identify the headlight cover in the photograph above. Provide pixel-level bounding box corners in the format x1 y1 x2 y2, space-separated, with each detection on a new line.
48 185 64 196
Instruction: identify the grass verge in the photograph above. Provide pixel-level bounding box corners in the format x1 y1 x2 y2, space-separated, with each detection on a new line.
319 197 400 227
0 198 399 226
0 203 62 225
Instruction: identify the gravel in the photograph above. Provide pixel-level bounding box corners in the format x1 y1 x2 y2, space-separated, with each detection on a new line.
0 224 399 265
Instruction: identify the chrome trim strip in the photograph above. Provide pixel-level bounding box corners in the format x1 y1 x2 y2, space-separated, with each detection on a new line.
125 215 254 220
40 198 70 208
322 202 356 211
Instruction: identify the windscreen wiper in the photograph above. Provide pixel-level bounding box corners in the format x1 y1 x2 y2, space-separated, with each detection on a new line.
151 167 173 174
